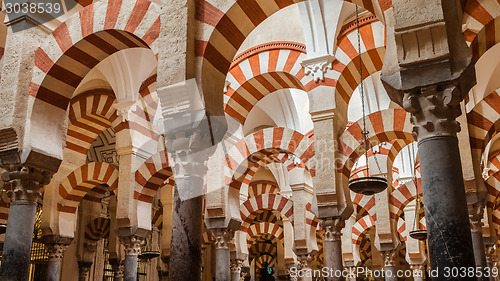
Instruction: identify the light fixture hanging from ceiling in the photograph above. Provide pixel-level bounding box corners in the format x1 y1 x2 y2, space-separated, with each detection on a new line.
408 142 427 241
348 5 388 196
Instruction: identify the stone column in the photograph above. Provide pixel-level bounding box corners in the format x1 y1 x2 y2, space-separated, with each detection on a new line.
0 165 52 281
381 1 477 279
213 229 233 281
231 259 243 281
410 264 425 281
470 202 488 281
119 235 145 281
78 261 92 281
43 235 73 281
321 218 344 281
110 259 124 281
382 250 397 281
298 255 313 281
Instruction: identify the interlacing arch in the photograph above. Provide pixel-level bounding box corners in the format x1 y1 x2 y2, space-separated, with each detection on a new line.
57 162 119 213
246 222 284 248
351 214 375 245
249 181 279 197
337 108 415 190
135 150 174 203
389 180 423 220
226 127 315 192
84 217 111 242
240 194 294 232
225 42 308 124
196 0 391 120
31 0 160 110
255 253 276 270
65 89 119 165
334 19 386 110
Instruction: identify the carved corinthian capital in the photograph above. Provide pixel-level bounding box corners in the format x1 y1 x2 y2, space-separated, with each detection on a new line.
1 165 53 202
321 217 345 242
213 229 234 249
468 201 485 233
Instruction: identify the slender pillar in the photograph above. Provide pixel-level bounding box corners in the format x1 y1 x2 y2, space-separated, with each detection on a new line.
410 264 425 281
119 235 144 281
470 202 488 281
110 259 124 281
213 229 233 281
43 235 72 281
78 261 92 281
322 218 344 281
231 259 243 281
380 0 477 279
0 165 52 281
383 250 397 281
168 175 205 280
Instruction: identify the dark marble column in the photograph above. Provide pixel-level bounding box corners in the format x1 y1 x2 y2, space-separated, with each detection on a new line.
110 258 124 281
0 165 52 281
119 235 145 281
168 176 204 281
322 218 344 281
381 1 478 279
42 235 73 281
78 261 92 281
382 250 397 281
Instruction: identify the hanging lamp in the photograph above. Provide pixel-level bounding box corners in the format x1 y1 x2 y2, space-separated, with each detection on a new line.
348 6 387 196
408 142 427 241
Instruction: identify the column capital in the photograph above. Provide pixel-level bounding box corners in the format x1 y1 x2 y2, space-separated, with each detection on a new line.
1 165 53 202
301 54 335 82
400 84 463 140
42 235 73 262
468 201 485 233
230 258 243 273
297 254 313 270
119 235 145 256
78 261 93 278
110 260 124 278
383 250 398 267
213 229 234 249
321 217 345 242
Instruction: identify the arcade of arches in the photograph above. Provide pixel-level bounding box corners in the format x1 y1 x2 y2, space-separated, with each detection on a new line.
1 0 500 280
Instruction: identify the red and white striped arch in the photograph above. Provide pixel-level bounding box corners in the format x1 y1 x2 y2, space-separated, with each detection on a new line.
337 109 415 189
196 0 391 122
333 19 386 110
468 89 500 157
250 243 278 258
226 127 315 191
240 194 294 232
352 193 376 218
57 162 119 214
352 215 375 245
306 202 320 228
246 222 284 248
65 90 119 165
225 42 308 124
31 0 160 111
389 180 423 220
255 254 276 270
135 150 174 204
249 180 279 198
84 217 111 241
462 0 500 59
469 17 500 61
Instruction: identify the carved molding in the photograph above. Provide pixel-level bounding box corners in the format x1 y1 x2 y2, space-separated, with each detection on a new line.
301 55 334 82
230 259 244 274
119 235 145 256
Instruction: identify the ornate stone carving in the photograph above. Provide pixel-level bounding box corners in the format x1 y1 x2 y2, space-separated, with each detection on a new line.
401 85 463 140
213 229 234 249
468 201 485 233
109 259 124 278
1 165 53 202
410 264 425 276
297 254 312 270
45 243 68 261
301 55 334 82
119 235 145 256
321 217 345 242
383 250 398 267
